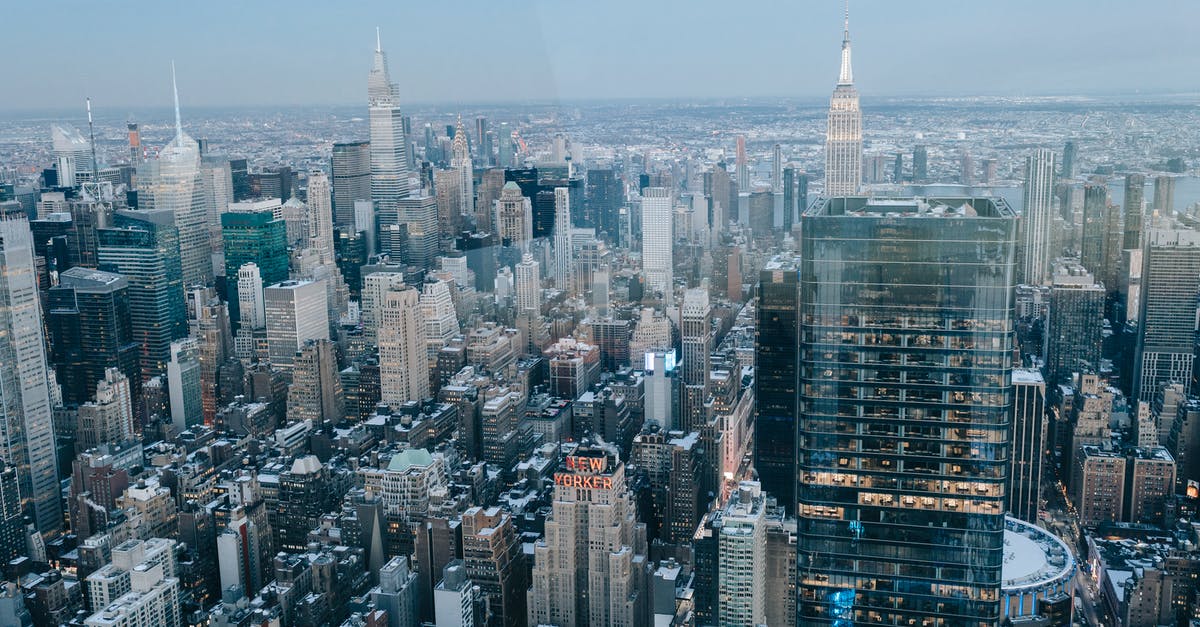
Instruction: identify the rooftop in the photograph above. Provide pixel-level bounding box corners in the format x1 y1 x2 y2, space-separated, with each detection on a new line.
807 195 1013 219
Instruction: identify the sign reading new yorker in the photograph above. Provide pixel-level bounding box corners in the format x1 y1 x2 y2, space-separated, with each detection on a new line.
554 454 612 490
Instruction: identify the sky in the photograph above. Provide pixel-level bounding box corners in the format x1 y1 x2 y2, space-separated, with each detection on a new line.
3 0 1198 111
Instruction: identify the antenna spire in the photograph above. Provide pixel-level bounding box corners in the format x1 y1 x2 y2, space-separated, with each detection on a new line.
86 98 99 188
376 27 381 53
837 0 854 86
171 61 183 139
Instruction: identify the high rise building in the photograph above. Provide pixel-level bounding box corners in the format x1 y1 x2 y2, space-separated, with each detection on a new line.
514 254 540 318
1153 175 1176 216
51 124 93 188
378 286 429 406
331 141 371 229
264 280 329 371
1010 369 1046 523
798 196 1016 626
495 182 532 252
76 368 135 453
755 257 800 513
47 268 139 407
912 145 928 183
167 338 202 433
825 9 862 196
369 31 411 250
97 210 188 380
1080 182 1110 278
528 444 648 627
138 70 210 287
361 269 406 347
718 482 770 626
451 118 475 221
1061 140 1078 179
400 194 439 269
306 171 336 265
1021 149 1056 285
641 187 673 297
1134 229 1200 402
1123 173 1146 251
0 218 62 535
460 506 526 627
552 187 573 292
1044 262 1104 387
221 201 287 331
680 287 712 431
287 339 343 425
497 122 514 168
735 135 750 192
782 167 807 232
771 143 784 193
960 151 975 185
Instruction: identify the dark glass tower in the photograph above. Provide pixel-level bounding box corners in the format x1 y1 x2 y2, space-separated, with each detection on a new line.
222 207 288 331
797 196 1016 626
332 141 372 229
46 267 140 406
755 256 800 513
97 210 187 380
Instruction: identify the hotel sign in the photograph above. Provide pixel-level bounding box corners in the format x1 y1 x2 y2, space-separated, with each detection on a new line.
554 454 613 490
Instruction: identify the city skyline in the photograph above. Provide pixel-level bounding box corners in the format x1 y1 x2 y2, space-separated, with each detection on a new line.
4 0 1199 111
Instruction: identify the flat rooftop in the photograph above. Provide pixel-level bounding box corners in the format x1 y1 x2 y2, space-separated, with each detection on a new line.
806 196 1014 219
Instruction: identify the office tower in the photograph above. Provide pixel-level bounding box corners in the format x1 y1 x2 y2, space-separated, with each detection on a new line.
631 428 703 545
373 556 420 627
1021 149 1056 285
514 254 539 318
127 121 141 164
959 151 975 185
460 506 526 627
497 122 514 168
435 168 463 237
227 158 250 201
1061 140 1077 179
0 461 24 566
378 286 429 406
644 349 679 430
771 143 784 192
399 194 439 269
1009 369 1046 523
361 269 406 346
1134 230 1200 402
495 182 532 252
0 218 62 536
52 124 93 188
306 171 336 264
332 140 371 229
369 31 411 250
908 147 928 186
97 210 188 380
641 187 673 297
287 339 343 425
587 169 622 243
782 167 802 231
420 278 460 356
221 201 287 331
167 338 202 433
138 70 210 287
434 561 483 627
47 268 139 407
76 368 135 452
264 280 329 371
798 196 1016 626
474 115 491 163
892 152 904 183
234 263 265 359
1044 263 1104 387
528 444 648 627
735 135 750 191
451 118 475 219
552 187 573 292
187 287 232 424
1080 182 1109 277
274 455 339 551
1123 173 1146 250
1153 175 1175 215
825 10 862 197
981 158 998 184
281 192 309 248
755 257 799 513
718 482 770 626
748 189 774 236
680 287 713 431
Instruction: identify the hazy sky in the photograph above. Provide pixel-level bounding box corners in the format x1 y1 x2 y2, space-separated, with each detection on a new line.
4 0 1198 110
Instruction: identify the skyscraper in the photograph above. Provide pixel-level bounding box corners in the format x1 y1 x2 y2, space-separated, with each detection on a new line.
1153 175 1176 216
264 280 329 371
1123 173 1146 250
735 135 750 192
680 286 712 431
495 182 532 253
378 286 429 406
1044 263 1104 387
138 68 211 287
306 171 336 265
641 187 673 297
1010 369 1046 523
912 145 928 183
97 210 188 380
47 267 139 407
552 187 573 292
755 257 799 513
0 218 62 535
798 196 1016 626
331 141 371 229
1134 229 1200 402
369 30 411 250
288 339 343 424
221 202 287 331
1079 182 1110 279
451 118 475 222
1061 140 1078 179
771 143 784 193
399 194 439 269
1021 149 1056 285
824 9 862 197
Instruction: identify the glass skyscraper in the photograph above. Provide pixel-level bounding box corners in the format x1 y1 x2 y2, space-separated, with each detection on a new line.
797 196 1016 626
47 267 140 407
222 206 288 331
755 256 800 513
98 209 188 381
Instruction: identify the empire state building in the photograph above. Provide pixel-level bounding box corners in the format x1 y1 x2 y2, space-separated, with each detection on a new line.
824 6 862 197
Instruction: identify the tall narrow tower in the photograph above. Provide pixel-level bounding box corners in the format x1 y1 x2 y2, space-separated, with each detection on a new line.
824 3 862 197
369 30 411 255
450 117 475 221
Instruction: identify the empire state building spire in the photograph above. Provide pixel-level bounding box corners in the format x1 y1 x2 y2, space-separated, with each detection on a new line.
838 1 853 85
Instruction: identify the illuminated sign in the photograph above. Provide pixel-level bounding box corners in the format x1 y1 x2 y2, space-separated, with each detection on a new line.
565 455 608 473
555 473 614 490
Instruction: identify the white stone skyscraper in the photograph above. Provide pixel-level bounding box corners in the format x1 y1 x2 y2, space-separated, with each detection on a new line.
139 67 211 287
369 30 411 252
306 171 336 265
1021 149 1056 285
378 286 429 406
0 218 62 535
641 187 673 297
515 254 540 317
552 187 573 293
771 143 784 193
824 6 862 197
450 118 474 221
